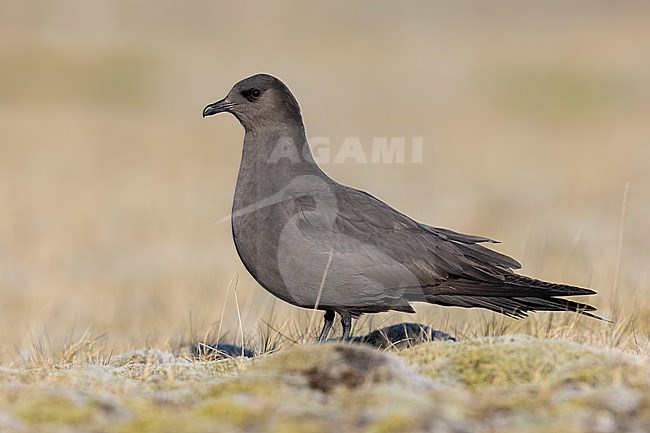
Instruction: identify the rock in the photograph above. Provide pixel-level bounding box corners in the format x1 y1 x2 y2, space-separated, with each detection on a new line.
189 322 456 360
349 322 456 348
189 343 254 359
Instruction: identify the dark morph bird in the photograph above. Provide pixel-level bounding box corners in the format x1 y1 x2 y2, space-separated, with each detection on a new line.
203 74 599 342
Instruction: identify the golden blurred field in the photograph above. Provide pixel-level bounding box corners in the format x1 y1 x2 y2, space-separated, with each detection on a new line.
1 1 649 364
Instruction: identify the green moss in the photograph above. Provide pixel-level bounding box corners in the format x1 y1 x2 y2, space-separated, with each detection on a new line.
266 416 333 433
14 392 96 426
195 397 262 425
3 335 649 433
400 336 593 387
368 412 418 433
115 413 220 433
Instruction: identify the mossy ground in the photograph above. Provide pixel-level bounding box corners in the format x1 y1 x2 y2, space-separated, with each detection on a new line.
1 336 648 433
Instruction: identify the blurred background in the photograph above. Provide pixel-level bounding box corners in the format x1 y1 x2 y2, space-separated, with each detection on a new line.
1 1 649 362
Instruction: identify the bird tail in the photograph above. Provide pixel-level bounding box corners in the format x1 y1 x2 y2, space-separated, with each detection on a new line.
423 274 604 320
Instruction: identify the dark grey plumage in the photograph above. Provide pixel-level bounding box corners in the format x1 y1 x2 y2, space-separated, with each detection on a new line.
203 74 600 342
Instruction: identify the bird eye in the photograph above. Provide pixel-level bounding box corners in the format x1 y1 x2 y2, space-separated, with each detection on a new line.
250 88 261 98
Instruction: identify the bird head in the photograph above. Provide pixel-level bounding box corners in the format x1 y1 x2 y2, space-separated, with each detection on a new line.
203 74 302 131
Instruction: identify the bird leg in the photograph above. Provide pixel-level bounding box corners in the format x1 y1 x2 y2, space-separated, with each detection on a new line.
339 311 352 341
317 309 335 343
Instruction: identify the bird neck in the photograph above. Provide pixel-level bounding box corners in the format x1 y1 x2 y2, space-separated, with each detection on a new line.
233 122 329 209
240 123 324 178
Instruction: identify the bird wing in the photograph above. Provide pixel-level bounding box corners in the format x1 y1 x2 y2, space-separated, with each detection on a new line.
329 185 521 286
289 181 598 318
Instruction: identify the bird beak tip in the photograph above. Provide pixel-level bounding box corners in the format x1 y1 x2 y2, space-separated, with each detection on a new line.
203 98 234 118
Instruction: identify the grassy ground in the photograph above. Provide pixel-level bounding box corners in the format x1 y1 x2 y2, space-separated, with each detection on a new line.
1 337 649 433
1 2 649 430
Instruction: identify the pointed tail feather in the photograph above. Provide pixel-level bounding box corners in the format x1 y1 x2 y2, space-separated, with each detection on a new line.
428 275 597 299
503 274 596 296
426 293 603 320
